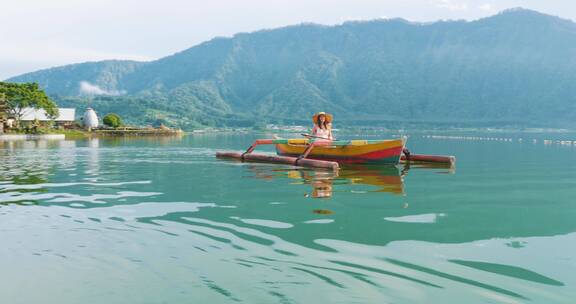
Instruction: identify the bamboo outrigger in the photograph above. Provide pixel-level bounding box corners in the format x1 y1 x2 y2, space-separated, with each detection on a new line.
216 137 456 170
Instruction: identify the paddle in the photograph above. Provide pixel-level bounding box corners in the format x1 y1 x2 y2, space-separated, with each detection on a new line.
300 133 335 141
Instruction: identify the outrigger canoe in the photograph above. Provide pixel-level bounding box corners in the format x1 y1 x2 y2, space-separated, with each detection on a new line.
216 137 455 170
275 138 405 164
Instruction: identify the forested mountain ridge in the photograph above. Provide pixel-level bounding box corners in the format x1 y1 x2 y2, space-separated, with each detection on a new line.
8 8 576 128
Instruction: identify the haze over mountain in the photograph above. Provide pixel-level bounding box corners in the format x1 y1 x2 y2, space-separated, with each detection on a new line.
8 8 576 128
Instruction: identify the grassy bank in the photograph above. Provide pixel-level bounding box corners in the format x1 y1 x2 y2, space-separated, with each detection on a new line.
4 128 89 139
4 127 184 140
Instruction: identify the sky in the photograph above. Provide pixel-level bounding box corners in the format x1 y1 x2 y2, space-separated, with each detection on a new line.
1 0 575 80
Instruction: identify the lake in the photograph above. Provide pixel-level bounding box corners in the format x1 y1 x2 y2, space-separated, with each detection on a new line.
1 131 575 303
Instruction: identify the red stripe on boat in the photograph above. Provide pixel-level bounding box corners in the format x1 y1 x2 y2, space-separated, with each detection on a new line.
277 146 404 164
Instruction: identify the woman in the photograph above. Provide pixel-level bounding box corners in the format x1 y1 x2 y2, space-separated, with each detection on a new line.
311 112 334 140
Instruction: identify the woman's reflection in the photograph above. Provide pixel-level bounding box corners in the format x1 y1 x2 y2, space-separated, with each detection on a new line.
292 170 334 198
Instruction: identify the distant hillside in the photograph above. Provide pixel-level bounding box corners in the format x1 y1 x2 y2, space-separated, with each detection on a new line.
8 8 576 129
12 60 143 96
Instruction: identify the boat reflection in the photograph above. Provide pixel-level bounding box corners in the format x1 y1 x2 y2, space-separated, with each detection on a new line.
246 162 456 199
247 165 403 198
339 165 405 195
292 165 406 198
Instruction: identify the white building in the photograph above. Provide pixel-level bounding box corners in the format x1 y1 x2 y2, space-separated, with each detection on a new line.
7 107 76 127
82 108 99 129
20 108 75 122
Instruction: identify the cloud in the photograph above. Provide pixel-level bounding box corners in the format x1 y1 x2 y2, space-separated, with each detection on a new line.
79 81 125 96
478 3 493 11
432 0 469 11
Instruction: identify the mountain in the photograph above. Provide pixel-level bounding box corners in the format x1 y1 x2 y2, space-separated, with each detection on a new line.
12 60 143 96
8 8 576 129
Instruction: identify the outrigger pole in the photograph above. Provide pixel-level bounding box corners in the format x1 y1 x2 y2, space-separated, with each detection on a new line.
216 138 340 170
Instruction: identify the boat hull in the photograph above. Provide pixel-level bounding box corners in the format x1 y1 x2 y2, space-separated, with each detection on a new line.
275 139 405 164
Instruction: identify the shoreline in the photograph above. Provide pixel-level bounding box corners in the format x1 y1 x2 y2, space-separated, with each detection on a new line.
0 128 184 141
3 125 576 141
92 128 183 136
0 134 66 141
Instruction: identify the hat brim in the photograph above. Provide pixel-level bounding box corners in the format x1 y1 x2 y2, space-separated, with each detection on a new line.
312 113 333 123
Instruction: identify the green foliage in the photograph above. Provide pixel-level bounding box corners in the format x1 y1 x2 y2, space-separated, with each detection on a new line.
0 92 6 120
8 9 576 128
103 113 123 128
0 82 59 121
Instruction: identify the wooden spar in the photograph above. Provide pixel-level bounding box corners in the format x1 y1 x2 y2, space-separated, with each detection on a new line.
401 154 456 166
301 133 334 140
216 138 340 170
216 151 339 170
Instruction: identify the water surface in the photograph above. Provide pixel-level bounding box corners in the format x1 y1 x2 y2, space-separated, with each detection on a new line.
1 132 575 303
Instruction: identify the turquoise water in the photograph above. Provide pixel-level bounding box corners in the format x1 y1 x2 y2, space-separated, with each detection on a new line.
1 132 575 303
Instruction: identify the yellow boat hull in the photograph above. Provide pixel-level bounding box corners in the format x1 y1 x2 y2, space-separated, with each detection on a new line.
276 138 405 164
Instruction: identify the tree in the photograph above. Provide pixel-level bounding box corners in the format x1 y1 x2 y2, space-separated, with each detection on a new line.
0 82 58 125
0 92 6 133
103 113 123 128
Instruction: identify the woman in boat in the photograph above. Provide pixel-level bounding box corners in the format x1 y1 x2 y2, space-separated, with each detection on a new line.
311 112 334 140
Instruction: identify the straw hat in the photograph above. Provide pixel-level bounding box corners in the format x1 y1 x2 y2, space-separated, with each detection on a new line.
312 112 333 123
